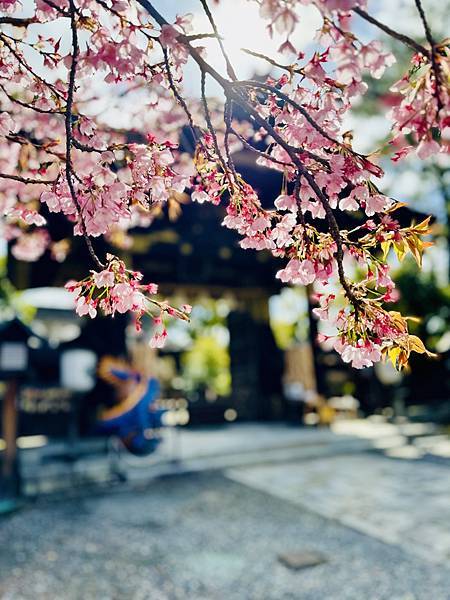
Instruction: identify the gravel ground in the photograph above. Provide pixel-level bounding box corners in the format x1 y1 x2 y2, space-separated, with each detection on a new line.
1 472 449 600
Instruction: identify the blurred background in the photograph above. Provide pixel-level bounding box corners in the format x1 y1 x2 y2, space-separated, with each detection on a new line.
0 1 449 598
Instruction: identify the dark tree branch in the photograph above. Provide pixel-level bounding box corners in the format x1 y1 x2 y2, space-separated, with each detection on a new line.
42 0 71 16
293 174 307 229
66 0 104 269
0 17 36 26
223 98 239 181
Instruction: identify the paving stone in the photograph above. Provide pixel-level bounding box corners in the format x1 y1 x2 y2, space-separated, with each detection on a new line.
278 550 328 570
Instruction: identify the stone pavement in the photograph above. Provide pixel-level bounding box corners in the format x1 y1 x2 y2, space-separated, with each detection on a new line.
227 453 450 563
1 472 450 600
19 423 374 495
20 418 450 496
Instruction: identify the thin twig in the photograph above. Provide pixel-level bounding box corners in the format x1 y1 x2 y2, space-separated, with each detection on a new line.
200 69 235 192
0 86 64 114
352 7 430 58
293 174 306 229
7 133 66 161
223 99 239 181
199 0 237 81
161 44 203 151
0 173 56 185
414 0 443 112
241 48 304 75
229 126 291 168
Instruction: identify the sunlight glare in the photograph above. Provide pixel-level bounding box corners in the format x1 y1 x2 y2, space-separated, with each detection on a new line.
192 2 322 80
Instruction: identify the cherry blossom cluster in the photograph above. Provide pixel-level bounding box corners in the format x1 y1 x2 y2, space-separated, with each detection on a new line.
252 0 449 157
0 0 447 368
389 46 450 161
65 254 191 348
38 136 189 238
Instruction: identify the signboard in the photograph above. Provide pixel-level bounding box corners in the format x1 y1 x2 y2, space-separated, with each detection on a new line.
16 386 73 437
0 343 28 373
19 387 72 415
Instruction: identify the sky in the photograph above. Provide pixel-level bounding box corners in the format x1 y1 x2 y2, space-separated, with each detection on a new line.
151 0 321 96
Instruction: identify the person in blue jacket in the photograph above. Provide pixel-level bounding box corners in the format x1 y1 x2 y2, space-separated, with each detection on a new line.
96 356 166 455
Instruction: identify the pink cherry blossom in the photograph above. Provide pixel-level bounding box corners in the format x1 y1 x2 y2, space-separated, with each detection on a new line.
92 269 115 288
0 112 16 136
11 230 49 262
76 296 97 319
365 194 390 217
149 328 168 349
274 194 297 212
0 0 441 369
417 138 441 160
160 25 180 48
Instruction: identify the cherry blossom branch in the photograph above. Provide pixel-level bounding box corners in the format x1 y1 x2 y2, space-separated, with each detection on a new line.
137 0 359 309
136 0 228 86
235 80 364 158
0 33 65 102
199 0 237 81
0 173 56 185
227 105 358 309
304 171 358 311
0 17 36 27
66 0 104 269
414 0 443 111
0 86 64 115
231 84 330 166
0 0 434 366
223 94 357 307
352 7 430 58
